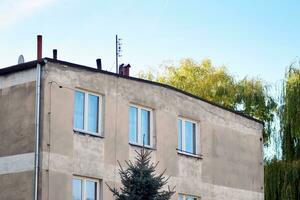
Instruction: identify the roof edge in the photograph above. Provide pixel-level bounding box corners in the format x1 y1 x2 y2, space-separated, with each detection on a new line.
0 60 45 76
0 58 263 125
44 58 264 125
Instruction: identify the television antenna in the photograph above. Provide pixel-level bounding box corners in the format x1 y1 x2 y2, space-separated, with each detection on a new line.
116 35 122 73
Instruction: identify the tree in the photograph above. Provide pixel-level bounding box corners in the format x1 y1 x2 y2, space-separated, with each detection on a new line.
107 148 175 200
280 66 300 160
264 159 300 200
264 63 300 200
139 58 276 144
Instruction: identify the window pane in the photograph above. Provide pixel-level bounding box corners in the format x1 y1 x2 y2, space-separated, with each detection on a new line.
178 194 184 200
86 180 97 200
74 91 85 130
129 106 138 143
186 195 197 200
193 123 196 154
185 121 196 154
72 178 82 200
88 94 99 133
141 109 150 146
178 119 182 150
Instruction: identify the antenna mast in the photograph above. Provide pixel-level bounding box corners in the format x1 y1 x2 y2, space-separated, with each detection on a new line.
116 34 122 73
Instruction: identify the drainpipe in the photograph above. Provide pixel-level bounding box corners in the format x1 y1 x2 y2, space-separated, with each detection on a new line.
33 35 42 200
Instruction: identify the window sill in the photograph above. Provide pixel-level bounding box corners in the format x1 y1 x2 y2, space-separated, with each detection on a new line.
177 149 203 159
129 142 156 150
73 129 104 138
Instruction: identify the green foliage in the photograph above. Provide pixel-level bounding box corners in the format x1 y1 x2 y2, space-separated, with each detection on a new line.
280 67 300 160
139 58 276 144
265 63 300 200
236 78 276 142
139 58 300 199
265 160 300 200
107 149 175 200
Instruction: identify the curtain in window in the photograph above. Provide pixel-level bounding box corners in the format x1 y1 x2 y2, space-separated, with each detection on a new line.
129 106 138 143
74 91 85 130
141 109 150 146
88 94 99 133
178 119 182 150
86 180 97 200
185 121 195 154
72 178 82 200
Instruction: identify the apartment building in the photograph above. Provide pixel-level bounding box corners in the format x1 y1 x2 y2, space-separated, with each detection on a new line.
0 40 264 200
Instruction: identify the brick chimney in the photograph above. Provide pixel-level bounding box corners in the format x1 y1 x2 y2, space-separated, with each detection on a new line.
119 64 131 76
37 35 42 61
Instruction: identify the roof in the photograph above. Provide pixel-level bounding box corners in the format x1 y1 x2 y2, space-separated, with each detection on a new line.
0 58 263 125
0 60 39 75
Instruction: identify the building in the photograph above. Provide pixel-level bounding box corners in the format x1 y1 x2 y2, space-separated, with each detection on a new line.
0 38 264 200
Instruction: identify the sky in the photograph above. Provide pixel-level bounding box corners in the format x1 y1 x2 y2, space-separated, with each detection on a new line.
0 0 300 84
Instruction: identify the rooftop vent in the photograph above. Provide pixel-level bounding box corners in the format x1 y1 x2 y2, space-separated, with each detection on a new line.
53 49 57 60
96 59 102 70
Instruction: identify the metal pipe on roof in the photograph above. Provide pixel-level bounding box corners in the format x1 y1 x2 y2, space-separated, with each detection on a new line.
37 35 42 61
96 58 102 70
53 49 57 60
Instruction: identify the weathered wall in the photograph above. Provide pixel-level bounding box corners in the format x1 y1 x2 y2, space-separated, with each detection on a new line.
0 171 34 200
40 62 264 200
0 81 36 156
0 68 36 200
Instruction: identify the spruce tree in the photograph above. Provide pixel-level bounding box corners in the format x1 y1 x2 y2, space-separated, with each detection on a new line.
107 148 175 200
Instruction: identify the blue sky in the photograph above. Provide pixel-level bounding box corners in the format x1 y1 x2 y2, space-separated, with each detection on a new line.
0 0 300 84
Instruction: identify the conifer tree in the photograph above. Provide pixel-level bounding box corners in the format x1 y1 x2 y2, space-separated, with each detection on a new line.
107 148 175 200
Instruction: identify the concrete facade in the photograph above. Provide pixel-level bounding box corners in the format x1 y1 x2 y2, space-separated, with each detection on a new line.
0 59 264 200
0 68 36 200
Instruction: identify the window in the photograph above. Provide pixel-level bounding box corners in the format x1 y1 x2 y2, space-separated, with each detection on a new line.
74 90 102 135
72 177 100 200
178 118 197 155
129 105 152 147
178 194 199 200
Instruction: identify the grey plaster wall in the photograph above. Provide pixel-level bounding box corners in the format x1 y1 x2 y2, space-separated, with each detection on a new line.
0 171 34 200
40 62 264 200
0 81 36 156
0 69 36 200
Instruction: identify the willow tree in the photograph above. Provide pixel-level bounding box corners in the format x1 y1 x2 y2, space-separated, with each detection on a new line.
139 58 276 144
264 65 300 200
281 66 300 160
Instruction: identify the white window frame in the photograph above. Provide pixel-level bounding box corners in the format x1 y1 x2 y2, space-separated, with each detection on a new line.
72 176 100 200
178 193 200 200
73 89 102 136
177 117 199 156
129 104 153 148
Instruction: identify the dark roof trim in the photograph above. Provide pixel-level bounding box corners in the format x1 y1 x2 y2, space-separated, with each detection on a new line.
0 58 263 124
0 60 45 76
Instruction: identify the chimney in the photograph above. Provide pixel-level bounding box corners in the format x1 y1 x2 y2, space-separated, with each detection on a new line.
119 64 131 76
53 49 57 60
37 35 42 61
96 59 102 70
